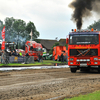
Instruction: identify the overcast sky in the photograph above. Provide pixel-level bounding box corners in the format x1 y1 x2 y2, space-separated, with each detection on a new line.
0 0 98 40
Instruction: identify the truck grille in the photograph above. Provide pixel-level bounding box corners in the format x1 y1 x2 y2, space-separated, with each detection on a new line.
70 49 98 56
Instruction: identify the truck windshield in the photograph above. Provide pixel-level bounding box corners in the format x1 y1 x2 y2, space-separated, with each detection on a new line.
35 48 42 51
69 34 99 45
5 43 16 51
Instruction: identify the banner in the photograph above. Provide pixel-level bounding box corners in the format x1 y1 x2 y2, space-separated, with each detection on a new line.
1 26 5 50
1 41 5 50
1 26 5 40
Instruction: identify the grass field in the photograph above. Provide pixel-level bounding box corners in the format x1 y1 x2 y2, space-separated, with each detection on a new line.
64 90 100 100
0 60 67 67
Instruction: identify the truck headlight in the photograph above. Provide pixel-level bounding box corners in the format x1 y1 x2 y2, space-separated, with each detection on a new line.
87 59 90 61
77 59 79 62
94 62 98 64
70 58 73 61
94 58 98 60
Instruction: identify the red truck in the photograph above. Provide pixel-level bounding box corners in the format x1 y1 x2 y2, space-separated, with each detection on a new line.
25 41 43 60
66 28 100 73
53 46 68 61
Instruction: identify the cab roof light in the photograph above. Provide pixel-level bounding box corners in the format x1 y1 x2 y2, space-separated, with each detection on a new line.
72 29 74 32
71 29 77 32
91 28 94 31
74 29 76 32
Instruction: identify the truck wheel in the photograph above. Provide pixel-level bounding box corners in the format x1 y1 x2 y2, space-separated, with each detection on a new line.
70 68 76 73
98 66 100 73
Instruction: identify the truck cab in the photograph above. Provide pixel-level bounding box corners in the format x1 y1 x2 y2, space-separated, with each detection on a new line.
25 41 43 60
67 29 100 73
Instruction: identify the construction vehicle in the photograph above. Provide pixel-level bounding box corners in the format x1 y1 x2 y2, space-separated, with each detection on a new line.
5 42 16 51
53 46 68 61
66 28 100 73
25 41 43 60
0 41 16 56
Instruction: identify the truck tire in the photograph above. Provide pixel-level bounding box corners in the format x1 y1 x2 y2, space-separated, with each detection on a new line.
70 68 76 73
98 66 100 73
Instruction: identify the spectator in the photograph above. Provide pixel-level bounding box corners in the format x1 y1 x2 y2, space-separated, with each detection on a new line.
40 54 43 63
1 50 9 64
19 52 22 56
9 50 12 56
1 50 6 64
61 52 64 63
25 53 29 64
38 53 41 62
12 49 18 56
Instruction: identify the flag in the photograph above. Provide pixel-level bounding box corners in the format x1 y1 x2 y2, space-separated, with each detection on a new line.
1 26 5 50
29 29 32 36
1 26 5 41
29 29 33 46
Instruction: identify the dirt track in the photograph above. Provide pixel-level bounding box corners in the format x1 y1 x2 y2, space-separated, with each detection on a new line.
0 68 100 100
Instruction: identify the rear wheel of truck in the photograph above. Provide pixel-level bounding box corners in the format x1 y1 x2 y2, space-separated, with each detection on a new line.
98 66 100 73
70 68 77 73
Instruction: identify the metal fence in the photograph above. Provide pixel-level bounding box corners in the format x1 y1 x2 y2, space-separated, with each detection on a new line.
1 56 34 64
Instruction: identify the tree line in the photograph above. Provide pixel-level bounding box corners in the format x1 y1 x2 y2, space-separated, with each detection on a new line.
0 17 40 49
87 19 100 31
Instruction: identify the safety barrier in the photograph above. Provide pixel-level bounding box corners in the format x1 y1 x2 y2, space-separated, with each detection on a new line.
1 56 34 64
9 56 25 63
25 56 34 64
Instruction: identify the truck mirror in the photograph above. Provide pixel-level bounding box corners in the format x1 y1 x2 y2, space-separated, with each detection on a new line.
66 38 69 44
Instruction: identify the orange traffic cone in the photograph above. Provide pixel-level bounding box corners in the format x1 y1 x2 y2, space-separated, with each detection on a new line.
56 63 57 66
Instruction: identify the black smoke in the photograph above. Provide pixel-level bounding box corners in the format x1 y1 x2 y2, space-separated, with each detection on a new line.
69 0 100 29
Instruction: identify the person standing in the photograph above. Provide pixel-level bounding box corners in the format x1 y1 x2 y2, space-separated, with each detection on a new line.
40 54 43 63
61 52 64 63
38 53 41 62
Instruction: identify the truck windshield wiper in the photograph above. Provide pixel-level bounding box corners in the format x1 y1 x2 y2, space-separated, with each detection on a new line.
77 49 90 56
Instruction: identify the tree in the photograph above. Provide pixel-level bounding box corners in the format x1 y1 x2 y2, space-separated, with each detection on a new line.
0 20 3 26
1 17 40 49
5 17 16 42
49 42 60 54
0 20 4 39
87 19 100 31
65 44 68 50
26 21 39 41
13 19 26 48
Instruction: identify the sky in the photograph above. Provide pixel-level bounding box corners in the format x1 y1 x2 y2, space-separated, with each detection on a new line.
0 0 98 40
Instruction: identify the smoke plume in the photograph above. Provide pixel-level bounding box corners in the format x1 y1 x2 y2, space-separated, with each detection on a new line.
69 0 100 29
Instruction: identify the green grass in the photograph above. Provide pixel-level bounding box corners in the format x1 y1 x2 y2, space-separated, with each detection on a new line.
0 60 66 67
64 90 100 100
